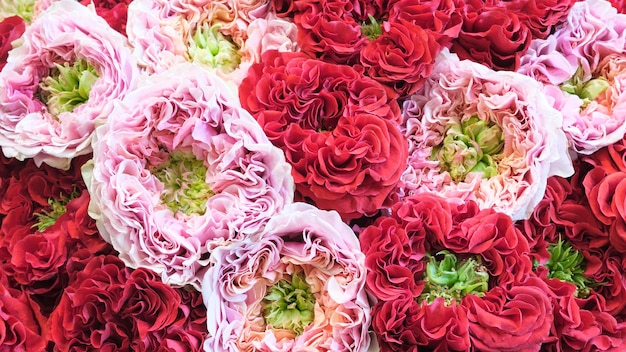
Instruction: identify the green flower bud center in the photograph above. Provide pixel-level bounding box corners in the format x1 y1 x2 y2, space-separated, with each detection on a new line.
187 22 241 73
32 190 79 232
150 150 213 216
38 59 99 117
0 0 34 23
262 272 316 335
418 250 489 305
535 239 598 298
432 115 504 181
361 15 383 40
561 67 610 107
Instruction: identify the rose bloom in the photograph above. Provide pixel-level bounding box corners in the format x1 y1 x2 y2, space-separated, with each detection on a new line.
48 254 208 351
401 49 573 221
202 203 371 352
360 193 539 351
0 16 25 71
0 0 138 170
85 63 294 288
126 0 298 88
519 0 626 155
0 154 111 313
451 0 532 71
240 50 407 221
0 277 49 351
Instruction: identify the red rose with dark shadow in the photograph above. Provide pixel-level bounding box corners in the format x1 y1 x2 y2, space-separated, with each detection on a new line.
452 0 532 71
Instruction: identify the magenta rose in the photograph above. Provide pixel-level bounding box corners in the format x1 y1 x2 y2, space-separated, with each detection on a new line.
0 16 25 71
463 276 554 351
452 0 532 71
240 50 407 220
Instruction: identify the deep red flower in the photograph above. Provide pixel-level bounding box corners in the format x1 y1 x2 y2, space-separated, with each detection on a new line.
48 255 207 351
451 0 532 71
240 50 406 220
0 16 25 71
496 0 578 39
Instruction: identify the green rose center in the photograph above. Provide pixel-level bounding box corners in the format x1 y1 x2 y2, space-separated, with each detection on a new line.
150 150 214 216
32 191 79 232
0 0 34 23
535 239 599 298
262 272 316 335
432 115 504 182
187 22 241 73
418 250 490 305
561 67 610 107
38 59 99 117
361 15 383 40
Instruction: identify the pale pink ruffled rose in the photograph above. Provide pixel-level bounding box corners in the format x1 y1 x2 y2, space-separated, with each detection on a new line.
0 0 138 169
126 0 297 88
83 63 295 288
519 0 626 154
202 202 371 352
401 49 574 221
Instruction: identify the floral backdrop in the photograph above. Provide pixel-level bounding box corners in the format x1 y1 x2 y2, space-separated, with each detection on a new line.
1 0 626 351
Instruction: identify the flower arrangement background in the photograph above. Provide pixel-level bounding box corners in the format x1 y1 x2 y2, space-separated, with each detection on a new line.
2 0 626 351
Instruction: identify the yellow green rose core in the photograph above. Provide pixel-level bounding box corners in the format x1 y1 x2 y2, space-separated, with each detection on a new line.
0 0 35 23
262 272 316 335
418 251 490 305
187 22 241 73
32 191 79 232
361 15 383 40
151 150 213 216
39 59 99 117
432 115 504 181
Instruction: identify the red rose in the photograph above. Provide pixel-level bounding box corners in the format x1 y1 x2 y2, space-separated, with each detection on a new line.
588 247 626 316
583 169 626 252
78 0 132 35
372 297 470 352
387 0 464 46
497 0 578 39
0 16 25 71
445 209 533 286
392 193 453 247
541 276 626 351
240 50 406 220
452 1 532 71
49 255 207 351
360 19 440 96
0 281 48 351
464 276 554 351
294 0 367 64
609 0 626 13
360 217 426 300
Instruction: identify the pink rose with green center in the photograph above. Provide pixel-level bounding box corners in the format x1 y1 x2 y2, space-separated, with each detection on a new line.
401 49 574 220
0 0 138 169
84 62 294 287
202 202 371 351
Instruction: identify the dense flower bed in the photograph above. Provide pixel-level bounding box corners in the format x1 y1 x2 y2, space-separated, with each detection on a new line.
2 0 626 351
